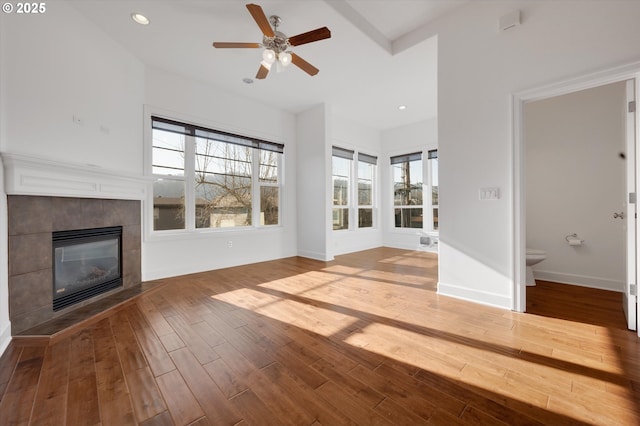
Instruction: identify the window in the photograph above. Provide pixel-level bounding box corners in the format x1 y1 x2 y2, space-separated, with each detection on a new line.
357 153 376 228
332 147 377 231
151 116 283 232
151 119 187 231
428 149 438 230
390 150 438 231
259 149 280 225
391 152 423 228
332 147 353 230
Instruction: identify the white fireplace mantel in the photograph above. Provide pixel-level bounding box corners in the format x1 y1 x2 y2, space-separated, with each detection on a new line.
1 153 149 200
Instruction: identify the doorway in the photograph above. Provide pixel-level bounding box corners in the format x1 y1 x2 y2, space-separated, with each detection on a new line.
525 81 626 294
512 63 640 335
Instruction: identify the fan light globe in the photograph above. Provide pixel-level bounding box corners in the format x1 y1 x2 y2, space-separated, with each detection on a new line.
279 52 292 67
262 49 276 64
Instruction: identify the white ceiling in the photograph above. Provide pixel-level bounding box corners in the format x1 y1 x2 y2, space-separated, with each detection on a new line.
70 0 469 131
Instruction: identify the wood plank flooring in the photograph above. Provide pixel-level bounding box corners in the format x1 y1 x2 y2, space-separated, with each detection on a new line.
1 247 639 425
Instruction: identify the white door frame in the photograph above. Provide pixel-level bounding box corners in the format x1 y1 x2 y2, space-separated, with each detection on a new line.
512 61 640 315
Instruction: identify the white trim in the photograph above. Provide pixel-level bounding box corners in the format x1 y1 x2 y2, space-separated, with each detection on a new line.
533 270 624 293
1 152 148 200
297 249 334 262
438 281 512 310
0 322 10 356
624 79 637 331
513 60 640 313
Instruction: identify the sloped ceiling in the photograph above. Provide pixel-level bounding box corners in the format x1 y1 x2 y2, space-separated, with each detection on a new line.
71 0 469 131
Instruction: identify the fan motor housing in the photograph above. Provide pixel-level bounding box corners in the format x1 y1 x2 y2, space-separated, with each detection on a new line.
263 31 290 53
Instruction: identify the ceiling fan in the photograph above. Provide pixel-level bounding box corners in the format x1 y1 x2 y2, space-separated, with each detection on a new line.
213 3 331 80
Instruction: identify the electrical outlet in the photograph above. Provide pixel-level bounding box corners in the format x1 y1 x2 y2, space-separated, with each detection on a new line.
227 240 233 248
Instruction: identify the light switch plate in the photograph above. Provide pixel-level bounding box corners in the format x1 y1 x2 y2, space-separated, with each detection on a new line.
479 187 500 200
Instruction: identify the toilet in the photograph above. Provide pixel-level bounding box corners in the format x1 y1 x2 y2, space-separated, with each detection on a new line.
526 248 546 286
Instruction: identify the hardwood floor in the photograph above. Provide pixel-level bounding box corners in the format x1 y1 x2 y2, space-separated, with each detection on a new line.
1 247 639 425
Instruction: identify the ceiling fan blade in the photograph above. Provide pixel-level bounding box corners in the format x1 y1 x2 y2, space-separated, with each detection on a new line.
246 3 275 38
256 64 270 79
288 27 331 47
212 42 261 48
290 53 319 76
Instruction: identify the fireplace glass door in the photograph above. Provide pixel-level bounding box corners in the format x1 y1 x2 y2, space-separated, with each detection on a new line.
52 226 122 311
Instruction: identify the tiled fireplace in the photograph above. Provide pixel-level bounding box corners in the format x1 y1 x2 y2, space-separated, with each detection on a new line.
2 153 147 335
8 196 141 333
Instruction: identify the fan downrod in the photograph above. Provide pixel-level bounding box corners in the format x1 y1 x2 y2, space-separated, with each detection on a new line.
263 15 289 54
269 15 282 30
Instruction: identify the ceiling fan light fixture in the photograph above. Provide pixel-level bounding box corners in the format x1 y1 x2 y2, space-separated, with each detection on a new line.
262 49 276 64
131 13 149 25
278 51 292 67
212 4 331 79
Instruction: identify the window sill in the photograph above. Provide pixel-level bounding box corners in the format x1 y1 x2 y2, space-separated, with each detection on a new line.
144 225 284 243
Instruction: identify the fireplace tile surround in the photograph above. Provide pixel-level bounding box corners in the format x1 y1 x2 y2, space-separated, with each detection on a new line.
8 195 141 334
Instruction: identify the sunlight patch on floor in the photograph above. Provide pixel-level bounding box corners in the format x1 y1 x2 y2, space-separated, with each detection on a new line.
341 321 635 424
212 287 359 337
377 253 438 268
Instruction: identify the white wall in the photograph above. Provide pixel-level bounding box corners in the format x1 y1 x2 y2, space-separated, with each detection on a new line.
0 1 145 354
1 2 144 173
0 2 300 354
331 116 383 256
296 104 332 261
142 68 298 280
435 0 640 308
381 118 438 251
526 82 626 291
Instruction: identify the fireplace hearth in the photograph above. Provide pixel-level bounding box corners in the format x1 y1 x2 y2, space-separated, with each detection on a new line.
52 226 123 311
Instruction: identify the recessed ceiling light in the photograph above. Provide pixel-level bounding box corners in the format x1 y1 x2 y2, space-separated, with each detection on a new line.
398 105 407 111
131 13 150 25
242 78 254 84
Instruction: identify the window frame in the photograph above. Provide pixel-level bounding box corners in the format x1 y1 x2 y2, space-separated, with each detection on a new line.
389 149 438 233
331 146 353 231
145 112 284 237
357 152 377 229
332 146 378 232
427 149 438 231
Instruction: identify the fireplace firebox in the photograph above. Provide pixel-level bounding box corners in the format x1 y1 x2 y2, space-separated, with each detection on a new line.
52 226 123 311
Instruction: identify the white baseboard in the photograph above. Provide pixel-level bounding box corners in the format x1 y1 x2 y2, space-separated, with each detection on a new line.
0 322 11 356
297 249 333 262
437 281 512 310
533 269 624 292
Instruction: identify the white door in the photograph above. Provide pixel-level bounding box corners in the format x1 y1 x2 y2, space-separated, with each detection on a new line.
624 78 637 332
